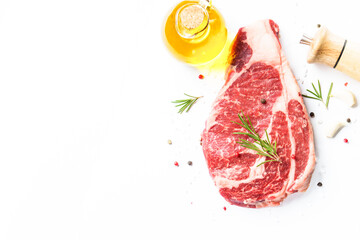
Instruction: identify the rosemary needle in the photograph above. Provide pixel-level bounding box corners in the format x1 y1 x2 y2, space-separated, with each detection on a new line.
233 112 280 167
172 93 202 114
325 82 333 108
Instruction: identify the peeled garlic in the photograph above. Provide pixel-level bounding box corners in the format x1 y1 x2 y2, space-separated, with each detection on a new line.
324 121 345 138
332 90 357 107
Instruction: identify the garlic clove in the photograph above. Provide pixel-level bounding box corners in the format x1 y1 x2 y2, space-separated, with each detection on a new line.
324 121 345 138
332 90 357 107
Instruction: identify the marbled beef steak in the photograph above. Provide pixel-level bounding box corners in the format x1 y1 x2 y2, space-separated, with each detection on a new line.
201 19 315 208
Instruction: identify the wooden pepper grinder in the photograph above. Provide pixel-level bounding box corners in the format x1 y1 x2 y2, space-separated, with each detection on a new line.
300 25 360 81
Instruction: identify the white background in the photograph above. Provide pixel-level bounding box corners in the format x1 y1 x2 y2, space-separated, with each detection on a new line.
0 0 360 239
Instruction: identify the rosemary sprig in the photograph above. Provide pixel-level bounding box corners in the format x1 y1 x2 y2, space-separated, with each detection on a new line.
232 112 280 167
172 93 202 114
302 80 333 108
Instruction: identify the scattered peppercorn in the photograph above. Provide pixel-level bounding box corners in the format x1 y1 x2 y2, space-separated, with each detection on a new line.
174 161 179 167
187 161 193 166
347 118 351 123
310 112 315 118
317 24 321 28
317 182 323 187
260 98 266 104
198 74 204 79
344 138 349 143
168 139 172 145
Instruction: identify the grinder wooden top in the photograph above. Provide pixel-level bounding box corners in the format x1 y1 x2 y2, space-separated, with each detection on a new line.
307 26 344 67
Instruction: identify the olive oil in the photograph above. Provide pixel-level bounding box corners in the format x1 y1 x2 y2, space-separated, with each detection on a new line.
163 0 227 66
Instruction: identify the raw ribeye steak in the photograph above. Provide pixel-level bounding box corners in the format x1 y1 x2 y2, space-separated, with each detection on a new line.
201 19 315 208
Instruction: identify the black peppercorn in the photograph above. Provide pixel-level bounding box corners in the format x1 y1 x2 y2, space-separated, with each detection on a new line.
317 182 322 187
260 99 266 104
310 112 315 118
187 161 193 166
347 118 351 123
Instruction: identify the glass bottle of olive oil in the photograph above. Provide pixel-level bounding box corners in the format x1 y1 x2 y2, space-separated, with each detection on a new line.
163 0 227 66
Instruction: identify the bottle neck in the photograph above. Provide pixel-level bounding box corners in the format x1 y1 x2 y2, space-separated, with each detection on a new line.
175 3 210 41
